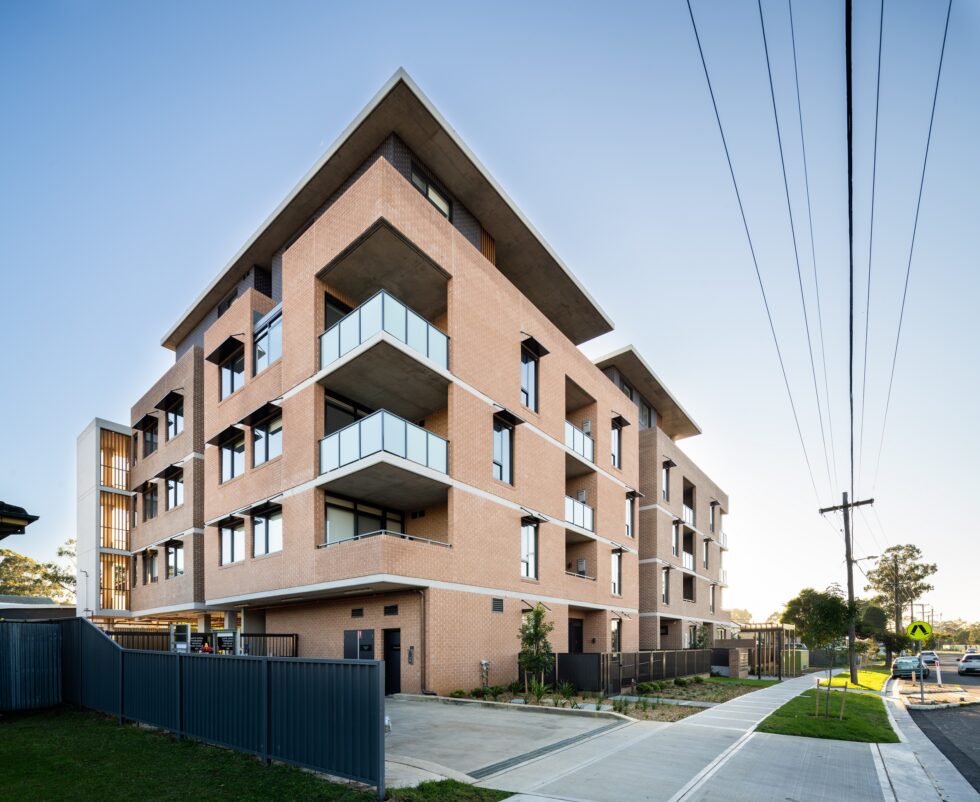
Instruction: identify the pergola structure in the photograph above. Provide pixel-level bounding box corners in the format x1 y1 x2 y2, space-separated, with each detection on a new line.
739 622 799 679
0 502 39 542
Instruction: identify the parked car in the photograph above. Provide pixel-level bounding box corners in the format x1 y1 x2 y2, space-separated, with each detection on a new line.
967 647 978 654
959 654 980 676
921 651 939 666
892 656 930 679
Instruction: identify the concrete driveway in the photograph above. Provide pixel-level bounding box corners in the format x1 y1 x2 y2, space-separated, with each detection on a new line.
385 697 621 779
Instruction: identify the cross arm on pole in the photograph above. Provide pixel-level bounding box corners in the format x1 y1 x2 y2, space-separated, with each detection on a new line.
818 497 874 515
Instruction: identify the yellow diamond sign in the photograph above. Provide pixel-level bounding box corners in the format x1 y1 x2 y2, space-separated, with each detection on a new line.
906 620 932 640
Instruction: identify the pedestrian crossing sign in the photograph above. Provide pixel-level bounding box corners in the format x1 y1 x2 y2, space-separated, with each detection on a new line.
906 620 932 640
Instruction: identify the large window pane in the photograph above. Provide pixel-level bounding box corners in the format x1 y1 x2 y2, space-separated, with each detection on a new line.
268 511 282 553
326 505 356 544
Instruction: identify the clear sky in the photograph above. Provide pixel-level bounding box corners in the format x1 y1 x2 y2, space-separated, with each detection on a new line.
2 0 977 621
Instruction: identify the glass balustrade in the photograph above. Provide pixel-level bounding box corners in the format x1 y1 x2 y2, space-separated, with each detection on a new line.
564 496 595 532
564 421 595 463
319 410 448 476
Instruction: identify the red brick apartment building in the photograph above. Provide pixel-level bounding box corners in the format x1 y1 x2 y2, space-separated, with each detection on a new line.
76 70 733 694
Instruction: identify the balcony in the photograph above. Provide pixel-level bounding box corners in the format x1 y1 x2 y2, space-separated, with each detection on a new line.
320 529 450 550
319 410 450 509
720 569 729 586
718 530 729 550
564 570 596 581
318 291 450 420
682 505 695 527
682 551 695 571
564 420 595 478
564 496 595 532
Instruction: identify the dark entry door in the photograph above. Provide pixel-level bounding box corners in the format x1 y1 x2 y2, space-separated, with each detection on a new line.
568 619 584 654
383 629 401 695
343 629 375 660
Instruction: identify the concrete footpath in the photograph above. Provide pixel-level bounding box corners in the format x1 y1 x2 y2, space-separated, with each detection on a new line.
478 673 980 802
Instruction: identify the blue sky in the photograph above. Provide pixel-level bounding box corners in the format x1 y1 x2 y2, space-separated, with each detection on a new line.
2 0 976 621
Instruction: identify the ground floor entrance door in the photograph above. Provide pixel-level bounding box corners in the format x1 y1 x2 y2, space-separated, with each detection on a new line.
568 619 584 653
343 629 374 660
383 628 401 695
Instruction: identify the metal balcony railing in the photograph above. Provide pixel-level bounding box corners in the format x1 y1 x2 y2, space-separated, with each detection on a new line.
682 505 695 526
319 410 448 475
565 570 596 581
318 529 451 549
718 530 729 549
564 496 595 532
319 290 449 371
563 421 595 463
682 551 695 570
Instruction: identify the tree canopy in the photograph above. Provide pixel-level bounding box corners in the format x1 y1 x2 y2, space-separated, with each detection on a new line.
729 608 753 625
780 587 849 650
0 539 75 604
863 545 937 632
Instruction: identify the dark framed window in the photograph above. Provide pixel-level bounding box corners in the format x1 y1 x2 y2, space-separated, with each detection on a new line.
142 485 158 521
253 414 282 467
611 551 622 596
492 418 513 484
661 567 670 605
166 543 184 578
217 289 238 318
709 504 716 532
166 470 184 510
662 462 671 501
410 163 451 219
220 523 245 565
220 433 245 483
143 422 158 457
253 506 283 556
143 550 158 584
672 522 679 557
325 293 353 329
703 539 709 570
520 522 538 579
611 420 622 468
625 495 634 538
611 618 621 652
324 495 403 545
219 347 245 399
132 433 139 463
520 346 538 411
710 584 716 613
131 497 138 528
325 395 370 436
384 604 399 616
253 313 282 376
166 400 184 440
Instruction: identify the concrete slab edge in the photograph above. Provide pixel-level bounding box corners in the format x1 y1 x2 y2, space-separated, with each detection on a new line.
385 753 475 785
390 693 632 723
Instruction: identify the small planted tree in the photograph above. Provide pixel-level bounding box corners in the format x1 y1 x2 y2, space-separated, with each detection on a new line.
518 604 554 693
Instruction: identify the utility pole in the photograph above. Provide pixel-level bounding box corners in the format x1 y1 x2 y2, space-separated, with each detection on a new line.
819 492 874 684
894 554 901 634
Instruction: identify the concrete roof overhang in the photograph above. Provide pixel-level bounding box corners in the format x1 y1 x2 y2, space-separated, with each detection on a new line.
593 345 701 440
319 453 450 511
162 69 613 351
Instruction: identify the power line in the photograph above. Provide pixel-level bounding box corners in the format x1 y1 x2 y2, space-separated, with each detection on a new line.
871 0 953 492
685 0 824 507
857 0 884 493
788 0 839 492
758 0 835 498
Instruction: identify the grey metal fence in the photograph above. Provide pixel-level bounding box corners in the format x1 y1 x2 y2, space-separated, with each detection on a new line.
0 621 61 711
554 649 712 695
106 629 170 651
2 619 385 798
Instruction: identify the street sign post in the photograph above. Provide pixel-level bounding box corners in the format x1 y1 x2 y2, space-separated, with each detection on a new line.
907 621 932 703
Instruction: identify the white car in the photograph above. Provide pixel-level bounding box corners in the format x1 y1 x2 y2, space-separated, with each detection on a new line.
959 654 980 676
920 651 939 666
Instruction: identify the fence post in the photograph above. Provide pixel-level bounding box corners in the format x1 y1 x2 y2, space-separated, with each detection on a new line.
261 657 271 765
175 654 182 740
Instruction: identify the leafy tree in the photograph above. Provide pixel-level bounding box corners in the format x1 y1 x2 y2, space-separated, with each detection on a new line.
689 624 709 649
729 608 753 625
856 603 888 639
863 545 937 634
780 588 849 651
518 604 554 691
880 632 913 664
0 539 75 604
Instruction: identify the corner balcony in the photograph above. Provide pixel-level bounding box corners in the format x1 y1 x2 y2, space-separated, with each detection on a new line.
318 291 450 421
564 421 595 477
319 410 450 510
564 496 595 533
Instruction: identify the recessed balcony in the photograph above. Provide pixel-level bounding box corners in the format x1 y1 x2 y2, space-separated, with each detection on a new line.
720 569 729 586
318 290 450 421
682 505 695 527
564 495 594 533
718 530 729 550
319 410 449 510
682 551 695 571
564 420 595 477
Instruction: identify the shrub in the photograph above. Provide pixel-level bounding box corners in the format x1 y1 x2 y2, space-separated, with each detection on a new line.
529 679 551 705
449 690 468 698
508 680 523 696
557 680 576 705
470 687 485 698
692 675 705 684
485 685 505 702
674 677 688 687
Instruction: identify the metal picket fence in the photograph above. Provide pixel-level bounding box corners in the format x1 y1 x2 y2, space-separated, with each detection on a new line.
554 649 712 695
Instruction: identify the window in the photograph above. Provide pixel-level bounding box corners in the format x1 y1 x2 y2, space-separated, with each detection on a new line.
324 496 403 544
166 543 184 578
219 347 245 399
520 346 538 412
220 433 245 483
661 567 670 605
384 604 399 616
325 294 353 329
639 401 654 430
166 400 184 440
253 507 283 556
166 471 184 510
253 313 282 375
662 461 671 501
143 422 158 457
625 495 634 538
702 539 709 570
672 522 679 557
411 163 451 219
143 550 158 584
611 421 622 468
710 584 716 613
253 414 282 466
611 619 621 652
709 504 716 532
220 522 245 565
131 432 139 463
142 485 158 521
131 497 138 529
492 418 513 484
520 522 538 579
217 289 238 318
611 551 622 595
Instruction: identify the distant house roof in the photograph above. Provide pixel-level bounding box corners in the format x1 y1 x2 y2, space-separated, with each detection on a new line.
0 502 39 541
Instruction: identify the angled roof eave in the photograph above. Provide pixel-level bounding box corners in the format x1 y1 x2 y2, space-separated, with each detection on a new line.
161 68 614 351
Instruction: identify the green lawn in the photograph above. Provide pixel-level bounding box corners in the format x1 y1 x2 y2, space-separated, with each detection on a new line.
757 690 898 743
0 708 507 802
816 666 890 692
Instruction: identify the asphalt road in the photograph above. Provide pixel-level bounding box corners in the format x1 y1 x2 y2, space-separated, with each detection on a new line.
908 652 980 794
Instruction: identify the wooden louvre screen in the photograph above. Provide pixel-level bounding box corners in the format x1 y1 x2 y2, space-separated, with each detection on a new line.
100 429 131 490
480 228 496 265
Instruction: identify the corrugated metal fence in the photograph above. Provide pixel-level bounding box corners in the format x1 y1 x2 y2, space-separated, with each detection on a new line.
2 619 385 798
554 649 713 695
0 621 61 710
